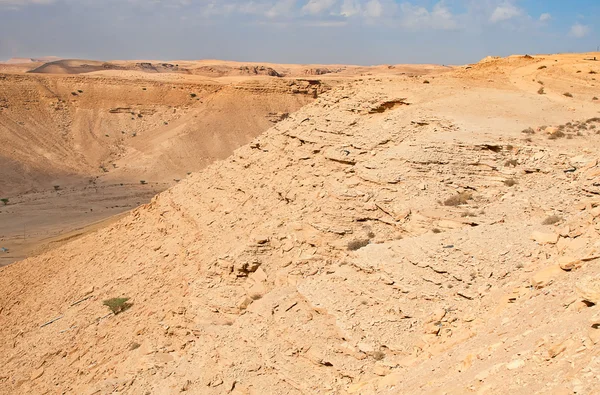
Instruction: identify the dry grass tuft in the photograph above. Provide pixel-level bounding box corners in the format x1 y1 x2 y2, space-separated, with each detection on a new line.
542 215 562 225
504 179 517 187
548 130 566 140
444 191 473 206
522 127 535 134
563 92 573 98
347 239 370 251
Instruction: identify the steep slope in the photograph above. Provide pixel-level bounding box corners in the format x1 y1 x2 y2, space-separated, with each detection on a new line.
1 54 600 394
0 71 324 265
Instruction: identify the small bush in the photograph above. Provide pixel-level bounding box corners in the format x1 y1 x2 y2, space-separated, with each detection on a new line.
548 130 565 140
522 127 535 134
542 215 562 225
537 80 544 85
190 93 197 98
347 239 370 251
586 117 600 123
53 185 60 191
504 179 517 187
373 351 385 361
432 228 442 234
1 198 8 205
590 71 597 74
444 192 473 206
423 80 430 84
77 90 83 93
140 180 147 185
71 92 78 96
537 87 545 95
563 92 573 98
505 159 518 167
103 297 131 315
594 97 599 101
538 65 547 70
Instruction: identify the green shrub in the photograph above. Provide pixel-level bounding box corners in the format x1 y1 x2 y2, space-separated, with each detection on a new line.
1 198 8 205
103 297 131 315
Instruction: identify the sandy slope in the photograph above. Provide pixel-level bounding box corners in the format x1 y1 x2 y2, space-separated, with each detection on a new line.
0 65 331 265
1 53 600 394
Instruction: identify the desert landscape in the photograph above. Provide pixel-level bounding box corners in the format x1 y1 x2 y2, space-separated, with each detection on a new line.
1 51 600 394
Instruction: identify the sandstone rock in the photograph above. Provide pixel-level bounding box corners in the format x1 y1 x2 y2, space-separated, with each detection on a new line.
237 296 253 310
576 276 600 305
588 328 600 345
531 231 559 244
531 265 563 289
558 256 582 271
506 359 525 370
30 367 44 381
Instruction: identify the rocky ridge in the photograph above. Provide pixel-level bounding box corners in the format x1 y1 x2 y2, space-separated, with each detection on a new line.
1 55 600 394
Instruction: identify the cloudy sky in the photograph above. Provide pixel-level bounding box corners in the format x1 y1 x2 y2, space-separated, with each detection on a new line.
0 0 598 64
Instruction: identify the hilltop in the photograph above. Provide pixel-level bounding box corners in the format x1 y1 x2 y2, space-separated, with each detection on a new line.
1 53 600 394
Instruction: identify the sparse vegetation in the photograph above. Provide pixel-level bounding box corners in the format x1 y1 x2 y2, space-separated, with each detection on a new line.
563 92 573 98
53 185 60 191
103 297 131 315
190 93 197 98
537 80 544 85
505 159 518 167
542 215 562 225
594 97 599 101
522 127 535 134
432 228 442 234
548 130 566 140
71 92 78 96
444 191 473 206
77 90 83 93
423 80 430 84
538 65 547 70
373 351 385 361
537 87 545 95
140 180 147 185
1 198 9 205
504 178 517 187
347 239 370 251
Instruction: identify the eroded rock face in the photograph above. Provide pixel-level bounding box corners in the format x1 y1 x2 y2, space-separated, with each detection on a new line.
2 54 600 395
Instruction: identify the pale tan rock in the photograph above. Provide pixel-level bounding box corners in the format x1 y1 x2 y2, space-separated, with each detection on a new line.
30 367 44 381
588 328 600 345
506 359 525 370
558 256 582 271
531 231 559 244
531 265 563 289
576 276 600 305
237 296 253 310
373 365 391 376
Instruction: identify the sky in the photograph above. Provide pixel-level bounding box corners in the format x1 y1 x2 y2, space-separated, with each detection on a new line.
0 0 598 65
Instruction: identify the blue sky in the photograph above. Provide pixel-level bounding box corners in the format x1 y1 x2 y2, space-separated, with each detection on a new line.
0 0 598 65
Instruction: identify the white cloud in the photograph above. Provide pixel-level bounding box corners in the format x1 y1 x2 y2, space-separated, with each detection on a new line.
302 0 336 15
363 0 382 18
340 0 361 17
400 2 457 30
569 23 591 38
489 2 522 23
539 13 551 22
